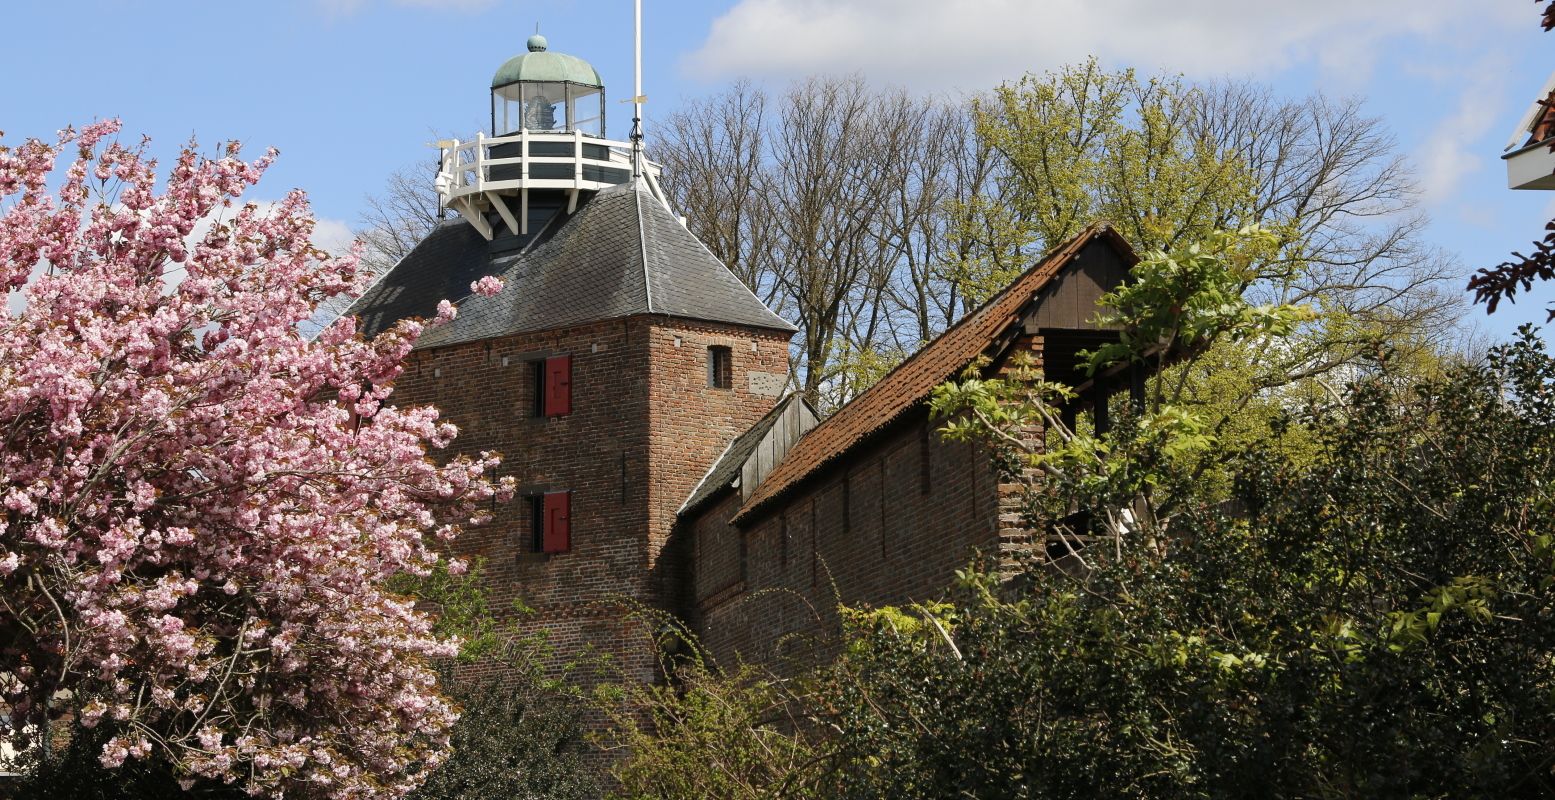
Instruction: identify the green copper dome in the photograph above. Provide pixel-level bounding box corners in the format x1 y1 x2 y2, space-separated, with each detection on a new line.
491 36 604 89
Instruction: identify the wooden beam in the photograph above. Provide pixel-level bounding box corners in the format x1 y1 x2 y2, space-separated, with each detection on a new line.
487 192 520 237
452 198 492 240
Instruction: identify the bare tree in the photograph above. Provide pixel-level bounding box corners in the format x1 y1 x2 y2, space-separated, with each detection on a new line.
655 81 775 303
357 159 446 276
661 78 969 408
1187 84 1462 381
302 160 444 339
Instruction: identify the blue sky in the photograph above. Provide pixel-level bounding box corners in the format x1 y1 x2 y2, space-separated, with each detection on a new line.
2 0 1552 340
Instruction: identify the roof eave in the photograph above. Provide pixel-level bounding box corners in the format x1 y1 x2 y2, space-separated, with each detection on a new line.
729 222 1132 525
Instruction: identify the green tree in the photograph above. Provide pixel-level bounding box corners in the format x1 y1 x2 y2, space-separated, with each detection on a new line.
408 657 597 800
827 325 1555 798
399 561 600 800
964 62 1463 400
823 227 1555 798
959 61 1255 295
603 662 828 800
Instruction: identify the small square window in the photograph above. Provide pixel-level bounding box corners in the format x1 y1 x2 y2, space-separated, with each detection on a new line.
530 361 546 417
708 346 733 389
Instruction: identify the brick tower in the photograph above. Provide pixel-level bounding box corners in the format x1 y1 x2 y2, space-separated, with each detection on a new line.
343 35 796 686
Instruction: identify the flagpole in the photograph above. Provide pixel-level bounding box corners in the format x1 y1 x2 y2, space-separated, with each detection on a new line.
632 0 643 181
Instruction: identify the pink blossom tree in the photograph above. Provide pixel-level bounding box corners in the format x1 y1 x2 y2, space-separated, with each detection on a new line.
0 120 512 798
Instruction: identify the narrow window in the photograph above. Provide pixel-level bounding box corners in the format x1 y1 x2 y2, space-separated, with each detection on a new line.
879 459 888 559
527 495 545 552
841 473 851 534
707 345 732 389
919 423 932 495
530 361 546 417
810 499 818 588
780 513 790 569
738 529 748 585
545 355 572 416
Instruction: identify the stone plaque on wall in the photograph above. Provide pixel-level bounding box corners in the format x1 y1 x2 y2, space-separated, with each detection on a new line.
747 371 787 398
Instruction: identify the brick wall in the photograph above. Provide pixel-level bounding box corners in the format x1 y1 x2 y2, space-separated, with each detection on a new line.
395 317 658 685
644 319 793 622
392 315 792 689
689 408 1004 670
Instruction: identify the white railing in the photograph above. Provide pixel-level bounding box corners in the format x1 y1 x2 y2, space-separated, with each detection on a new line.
435 129 646 206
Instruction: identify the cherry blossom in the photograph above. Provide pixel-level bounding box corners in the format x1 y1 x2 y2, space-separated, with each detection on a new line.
0 122 513 799
470 275 503 298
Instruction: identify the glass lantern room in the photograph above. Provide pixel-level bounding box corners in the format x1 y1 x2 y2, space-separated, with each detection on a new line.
490 34 605 137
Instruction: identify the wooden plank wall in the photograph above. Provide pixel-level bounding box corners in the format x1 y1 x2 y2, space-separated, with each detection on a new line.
741 399 820 500
1024 239 1133 333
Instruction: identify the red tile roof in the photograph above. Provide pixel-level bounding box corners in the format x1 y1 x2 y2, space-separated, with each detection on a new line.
732 223 1135 524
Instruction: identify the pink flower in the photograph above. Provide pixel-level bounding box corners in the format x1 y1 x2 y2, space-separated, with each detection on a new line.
0 122 492 800
470 275 503 297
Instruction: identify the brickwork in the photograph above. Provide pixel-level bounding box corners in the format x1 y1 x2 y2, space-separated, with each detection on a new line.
688 409 1004 670
995 334 1047 565
643 320 793 624
391 315 790 689
394 318 653 684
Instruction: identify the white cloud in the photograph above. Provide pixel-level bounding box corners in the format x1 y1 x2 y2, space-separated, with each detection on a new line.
309 216 359 257
685 0 1523 91
1417 53 1512 207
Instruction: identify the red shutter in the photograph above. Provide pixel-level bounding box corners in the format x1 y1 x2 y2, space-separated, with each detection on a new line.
542 491 570 554
544 355 571 416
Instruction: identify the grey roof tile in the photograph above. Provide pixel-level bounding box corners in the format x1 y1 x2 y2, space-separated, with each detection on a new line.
344 184 794 349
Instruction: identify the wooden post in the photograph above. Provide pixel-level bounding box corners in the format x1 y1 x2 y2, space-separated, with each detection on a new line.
520 128 529 180
474 131 484 194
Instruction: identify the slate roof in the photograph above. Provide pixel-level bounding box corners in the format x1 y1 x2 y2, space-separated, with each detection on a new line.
680 394 809 517
345 184 794 348
732 223 1134 524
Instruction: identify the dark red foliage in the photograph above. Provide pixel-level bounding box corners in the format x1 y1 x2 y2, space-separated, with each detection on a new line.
1469 220 1555 321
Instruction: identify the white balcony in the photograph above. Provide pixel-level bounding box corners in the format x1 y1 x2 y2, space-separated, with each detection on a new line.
1505 139 1555 190
435 129 665 239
